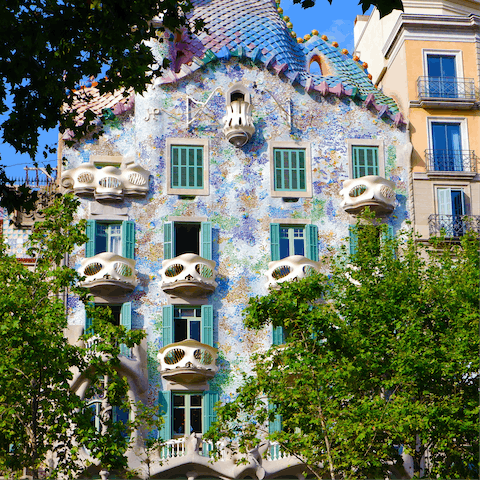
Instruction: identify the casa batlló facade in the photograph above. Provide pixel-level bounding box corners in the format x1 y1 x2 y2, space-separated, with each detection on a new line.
2 0 411 478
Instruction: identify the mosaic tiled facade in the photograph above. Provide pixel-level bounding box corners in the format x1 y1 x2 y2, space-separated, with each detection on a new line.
4 1 412 477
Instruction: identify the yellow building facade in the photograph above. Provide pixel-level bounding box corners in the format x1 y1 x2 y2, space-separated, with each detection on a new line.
354 0 480 240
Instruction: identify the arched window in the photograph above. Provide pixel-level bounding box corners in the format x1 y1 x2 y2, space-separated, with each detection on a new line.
308 54 323 75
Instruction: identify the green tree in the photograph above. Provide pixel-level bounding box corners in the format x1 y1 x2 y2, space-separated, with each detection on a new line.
0 195 146 478
206 225 479 479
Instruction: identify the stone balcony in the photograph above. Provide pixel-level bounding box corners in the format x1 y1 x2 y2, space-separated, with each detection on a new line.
222 100 255 147
340 175 396 215
159 253 217 297
79 252 138 296
266 255 321 289
158 339 218 384
61 162 150 201
151 434 304 479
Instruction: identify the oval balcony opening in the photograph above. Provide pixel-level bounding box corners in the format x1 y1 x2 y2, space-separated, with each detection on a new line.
158 339 218 384
160 253 217 298
267 255 320 289
340 175 396 215
79 252 138 296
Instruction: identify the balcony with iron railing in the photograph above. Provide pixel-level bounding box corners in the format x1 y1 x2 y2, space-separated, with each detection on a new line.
417 77 477 108
424 150 477 175
159 253 217 297
158 339 218 384
79 252 138 296
428 214 480 238
340 175 396 215
267 255 321 289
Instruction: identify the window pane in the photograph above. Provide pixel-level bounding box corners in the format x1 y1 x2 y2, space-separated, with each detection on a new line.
173 409 185 435
190 321 201 342
190 408 202 433
174 318 187 342
109 224 122 254
191 395 202 407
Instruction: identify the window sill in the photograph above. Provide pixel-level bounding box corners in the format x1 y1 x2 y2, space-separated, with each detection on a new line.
271 190 311 199
166 187 209 196
410 99 477 110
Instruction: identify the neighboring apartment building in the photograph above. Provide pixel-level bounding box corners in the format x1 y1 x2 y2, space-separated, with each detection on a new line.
354 0 480 241
3 0 411 477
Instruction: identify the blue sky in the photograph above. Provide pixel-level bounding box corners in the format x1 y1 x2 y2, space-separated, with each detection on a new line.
0 0 370 181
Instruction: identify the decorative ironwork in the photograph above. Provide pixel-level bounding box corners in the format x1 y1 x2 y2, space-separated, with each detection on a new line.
417 77 476 100
428 214 480 237
425 150 476 173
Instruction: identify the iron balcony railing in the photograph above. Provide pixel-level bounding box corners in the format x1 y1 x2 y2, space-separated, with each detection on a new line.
428 214 480 237
417 77 476 100
424 150 477 173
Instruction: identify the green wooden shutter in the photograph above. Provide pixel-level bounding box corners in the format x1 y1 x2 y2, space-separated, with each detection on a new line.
120 302 132 356
272 326 284 345
201 305 213 347
85 301 94 335
85 220 96 258
200 221 212 260
352 146 379 178
268 403 282 434
164 222 173 260
162 305 174 347
381 225 395 258
203 391 219 433
158 391 172 441
270 223 280 261
121 221 135 259
349 226 358 256
305 224 318 261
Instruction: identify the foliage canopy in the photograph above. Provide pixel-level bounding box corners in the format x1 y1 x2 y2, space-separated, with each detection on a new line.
0 195 150 478
206 225 479 479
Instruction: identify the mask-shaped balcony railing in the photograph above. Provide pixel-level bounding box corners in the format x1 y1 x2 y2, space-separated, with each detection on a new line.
158 339 218 384
424 150 476 173
84 335 132 359
160 253 217 297
61 162 150 200
417 77 476 101
79 252 138 296
222 100 255 147
340 175 396 215
428 214 480 238
267 255 321 289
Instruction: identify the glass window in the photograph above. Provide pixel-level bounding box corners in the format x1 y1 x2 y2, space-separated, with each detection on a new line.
437 187 466 237
95 223 122 255
174 307 202 343
172 394 203 437
431 122 463 171
426 54 457 98
171 145 204 189
351 146 379 178
274 148 306 192
279 226 305 259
